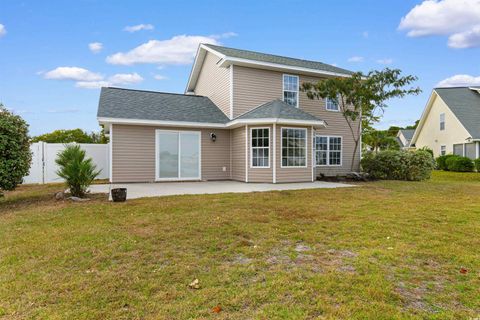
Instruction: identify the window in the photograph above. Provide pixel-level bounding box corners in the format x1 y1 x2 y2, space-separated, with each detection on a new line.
440 113 445 131
281 128 307 167
325 97 340 111
283 75 299 107
314 136 342 166
251 128 270 167
440 145 446 156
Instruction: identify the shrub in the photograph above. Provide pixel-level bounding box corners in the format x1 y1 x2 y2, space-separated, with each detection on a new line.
361 150 435 181
55 144 101 197
445 156 474 172
418 146 434 158
0 105 32 195
475 158 480 172
436 154 457 171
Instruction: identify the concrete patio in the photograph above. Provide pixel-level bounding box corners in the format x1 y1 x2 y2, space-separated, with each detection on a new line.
89 180 355 200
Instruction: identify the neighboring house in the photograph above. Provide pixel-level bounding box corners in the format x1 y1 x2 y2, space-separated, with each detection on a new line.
97 44 360 183
396 129 415 149
411 87 480 159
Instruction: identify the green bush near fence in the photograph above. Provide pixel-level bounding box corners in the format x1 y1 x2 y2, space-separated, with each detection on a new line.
361 150 435 181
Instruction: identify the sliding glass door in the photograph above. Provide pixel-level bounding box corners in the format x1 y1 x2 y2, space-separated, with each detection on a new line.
156 130 201 180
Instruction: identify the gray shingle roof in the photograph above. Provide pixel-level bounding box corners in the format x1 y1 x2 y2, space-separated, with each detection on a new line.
204 44 355 76
399 129 415 140
435 87 480 139
97 87 230 124
235 100 323 122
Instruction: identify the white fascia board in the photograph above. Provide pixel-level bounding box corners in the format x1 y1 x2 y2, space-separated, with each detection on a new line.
219 57 353 78
228 118 326 128
185 44 227 93
97 117 225 128
98 117 326 130
410 90 437 145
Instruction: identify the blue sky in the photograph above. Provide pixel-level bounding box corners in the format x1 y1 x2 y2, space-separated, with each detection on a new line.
1 0 479 135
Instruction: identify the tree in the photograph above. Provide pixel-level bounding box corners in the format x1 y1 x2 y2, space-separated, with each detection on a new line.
32 128 108 144
56 144 101 198
0 104 32 195
363 129 400 153
405 120 419 130
301 68 421 171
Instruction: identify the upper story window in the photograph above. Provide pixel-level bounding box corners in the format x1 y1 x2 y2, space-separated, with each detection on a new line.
281 128 307 167
283 75 299 108
440 113 445 131
325 97 340 111
251 128 270 168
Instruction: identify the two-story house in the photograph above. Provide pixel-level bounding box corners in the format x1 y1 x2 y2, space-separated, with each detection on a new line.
411 87 480 159
97 44 360 183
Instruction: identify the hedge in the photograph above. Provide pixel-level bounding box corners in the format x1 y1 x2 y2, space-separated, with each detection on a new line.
445 156 474 172
361 150 435 181
436 154 457 171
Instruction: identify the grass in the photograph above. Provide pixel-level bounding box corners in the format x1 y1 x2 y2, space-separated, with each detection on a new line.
1 171 479 319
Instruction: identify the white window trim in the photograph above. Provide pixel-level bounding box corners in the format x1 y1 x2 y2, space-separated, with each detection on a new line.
282 74 299 108
250 127 271 169
325 97 340 112
280 127 308 168
440 145 446 156
315 135 343 167
155 129 202 181
440 113 445 131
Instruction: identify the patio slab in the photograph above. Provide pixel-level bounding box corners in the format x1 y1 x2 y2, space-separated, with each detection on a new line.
89 180 355 200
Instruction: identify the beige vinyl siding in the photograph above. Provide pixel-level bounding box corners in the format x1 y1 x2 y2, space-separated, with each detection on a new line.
231 66 360 176
231 126 246 181
275 126 313 183
194 52 231 118
232 65 283 118
111 124 230 183
248 125 273 183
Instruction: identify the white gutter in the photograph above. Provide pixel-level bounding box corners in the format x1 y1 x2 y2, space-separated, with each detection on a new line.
97 117 327 129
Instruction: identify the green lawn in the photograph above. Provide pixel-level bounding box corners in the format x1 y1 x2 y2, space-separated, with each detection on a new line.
1 172 479 319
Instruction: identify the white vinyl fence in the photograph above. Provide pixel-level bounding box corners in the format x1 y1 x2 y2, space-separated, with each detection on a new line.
23 142 110 184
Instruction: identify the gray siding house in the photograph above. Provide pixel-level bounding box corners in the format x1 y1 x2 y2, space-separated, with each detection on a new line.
97 44 360 183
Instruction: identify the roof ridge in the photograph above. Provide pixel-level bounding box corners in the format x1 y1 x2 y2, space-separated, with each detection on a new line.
203 44 353 74
103 86 206 98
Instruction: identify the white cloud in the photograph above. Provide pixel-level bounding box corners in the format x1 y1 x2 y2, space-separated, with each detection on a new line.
362 31 369 38
347 56 364 63
44 66 143 89
448 25 480 48
88 42 103 53
44 67 103 81
106 34 221 65
399 0 480 48
376 58 393 64
108 72 143 84
75 73 143 89
154 74 167 80
124 24 154 33
437 74 480 87
0 24 6 37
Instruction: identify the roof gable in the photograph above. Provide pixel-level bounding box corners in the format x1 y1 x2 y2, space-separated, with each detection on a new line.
399 129 415 140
